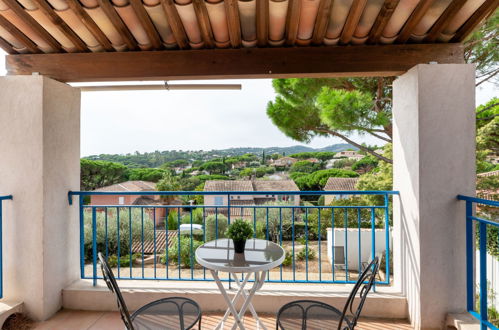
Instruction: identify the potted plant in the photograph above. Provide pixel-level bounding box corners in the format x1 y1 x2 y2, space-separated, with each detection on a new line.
226 219 254 253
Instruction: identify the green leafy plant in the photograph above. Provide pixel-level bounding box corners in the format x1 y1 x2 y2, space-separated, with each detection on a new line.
297 247 316 261
226 219 254 242
106 253 141 268
205 214 228 241
282 250 293 267
161 236 203 268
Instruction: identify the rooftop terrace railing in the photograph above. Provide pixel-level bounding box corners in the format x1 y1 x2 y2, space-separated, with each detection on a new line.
0 195 13 299
69 190 398 287
458 195 499 330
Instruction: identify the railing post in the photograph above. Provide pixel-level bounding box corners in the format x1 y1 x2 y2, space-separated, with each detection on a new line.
92 207 97 286
465 200 474 312
479 221 487 329
0 195 12 299
79 195 85 279
384 194 390 282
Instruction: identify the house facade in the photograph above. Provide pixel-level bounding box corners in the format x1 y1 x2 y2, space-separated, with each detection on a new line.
90 181 166 225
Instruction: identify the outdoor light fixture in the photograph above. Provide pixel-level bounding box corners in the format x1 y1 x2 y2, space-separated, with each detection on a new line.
76 82 242 92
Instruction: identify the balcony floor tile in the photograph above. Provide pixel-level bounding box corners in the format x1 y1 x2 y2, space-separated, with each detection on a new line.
32 310 413 329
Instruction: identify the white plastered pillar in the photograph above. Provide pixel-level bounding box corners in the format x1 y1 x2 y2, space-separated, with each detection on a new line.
392 64 476 329
0 76 80 321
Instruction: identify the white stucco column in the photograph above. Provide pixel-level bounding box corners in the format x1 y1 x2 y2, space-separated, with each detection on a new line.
0 76 80 321
392 64 476 329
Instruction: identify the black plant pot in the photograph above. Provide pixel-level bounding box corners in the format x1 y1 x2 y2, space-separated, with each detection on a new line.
233 239 246 254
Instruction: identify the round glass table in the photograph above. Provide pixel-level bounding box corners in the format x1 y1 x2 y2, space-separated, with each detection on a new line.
196 238 285 330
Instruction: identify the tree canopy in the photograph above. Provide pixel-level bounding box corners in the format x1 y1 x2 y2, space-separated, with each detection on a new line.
267 14 498 165
267 78 393 163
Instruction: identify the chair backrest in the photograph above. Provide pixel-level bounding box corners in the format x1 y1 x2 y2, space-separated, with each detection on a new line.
337 257 380 330
98 252 135 330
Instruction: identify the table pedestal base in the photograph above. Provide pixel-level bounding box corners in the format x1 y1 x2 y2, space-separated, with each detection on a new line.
210 270 268 330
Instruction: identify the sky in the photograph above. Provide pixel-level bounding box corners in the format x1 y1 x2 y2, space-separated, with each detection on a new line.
0 50 497 157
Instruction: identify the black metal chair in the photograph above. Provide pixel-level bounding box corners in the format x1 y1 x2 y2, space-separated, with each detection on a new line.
98 252 202 330
276 257 380 330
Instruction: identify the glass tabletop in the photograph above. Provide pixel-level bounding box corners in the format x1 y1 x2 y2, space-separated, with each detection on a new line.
195 238 285 273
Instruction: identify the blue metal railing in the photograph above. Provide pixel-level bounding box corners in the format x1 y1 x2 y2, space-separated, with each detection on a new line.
0 195 13 299
458 195 499 330
69 190 398 286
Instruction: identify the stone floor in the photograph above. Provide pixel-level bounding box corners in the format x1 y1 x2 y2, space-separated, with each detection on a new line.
32 309 413 329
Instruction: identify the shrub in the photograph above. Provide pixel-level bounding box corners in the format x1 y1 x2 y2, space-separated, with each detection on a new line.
205 214 228 241
107 253 141 267
226 219 254 241
181 208 204 225
167 209 179 230
83 208 154 262
297 247 316 261
254 201 293 243
161 236 203 268
282 250 293 267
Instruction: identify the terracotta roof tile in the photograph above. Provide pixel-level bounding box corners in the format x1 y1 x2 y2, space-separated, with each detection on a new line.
204 180 253 192
324 177 359 191
0 0 494 55
93 180 157 192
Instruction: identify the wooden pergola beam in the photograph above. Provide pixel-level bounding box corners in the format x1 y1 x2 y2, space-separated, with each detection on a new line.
5 43 464 82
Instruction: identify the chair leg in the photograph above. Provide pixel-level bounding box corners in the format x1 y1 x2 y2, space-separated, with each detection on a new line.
198 316 202 330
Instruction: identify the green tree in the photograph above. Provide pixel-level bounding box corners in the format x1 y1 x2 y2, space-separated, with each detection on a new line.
201 161 226 174
126 168 165 182
267 78 393 163
267 14 498 165
80 159 128 190
156 172 181 204
464 11 499 87
352 156 379 174
290 160 319 173
476 98 499 173
292 168 359 190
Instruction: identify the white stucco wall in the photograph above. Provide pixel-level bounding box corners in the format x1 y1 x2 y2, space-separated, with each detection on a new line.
0 76 80 321
326 228 392 271
392 64 475 329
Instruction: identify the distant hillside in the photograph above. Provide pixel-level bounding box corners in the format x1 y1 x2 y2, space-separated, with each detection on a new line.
84 144 357 168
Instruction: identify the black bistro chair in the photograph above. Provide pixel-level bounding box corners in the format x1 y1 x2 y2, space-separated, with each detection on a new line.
276 257 380 330
98 252 202 330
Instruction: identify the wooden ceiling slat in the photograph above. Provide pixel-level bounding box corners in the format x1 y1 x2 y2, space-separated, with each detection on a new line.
396 0 434 43
6 44 465 81
225 0 242 47
312 0 332 45
285 0 301 45
256 0 269 46
192 0 215 48
129 0 163 49
66 0 114 51
451 0 499 42
0 14 40 53
424 0 468 42
0 35 17 53
97 0 138 50
2 0 63 51
160 0 189 49
31 0 88 52
340 0 368 44
367 0 400 44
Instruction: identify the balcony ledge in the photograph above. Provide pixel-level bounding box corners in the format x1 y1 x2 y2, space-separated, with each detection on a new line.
62 279 408 319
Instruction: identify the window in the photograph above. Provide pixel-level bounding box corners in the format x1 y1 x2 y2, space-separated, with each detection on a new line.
237 196 241 199
214 196 223 206
118 197 125 205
